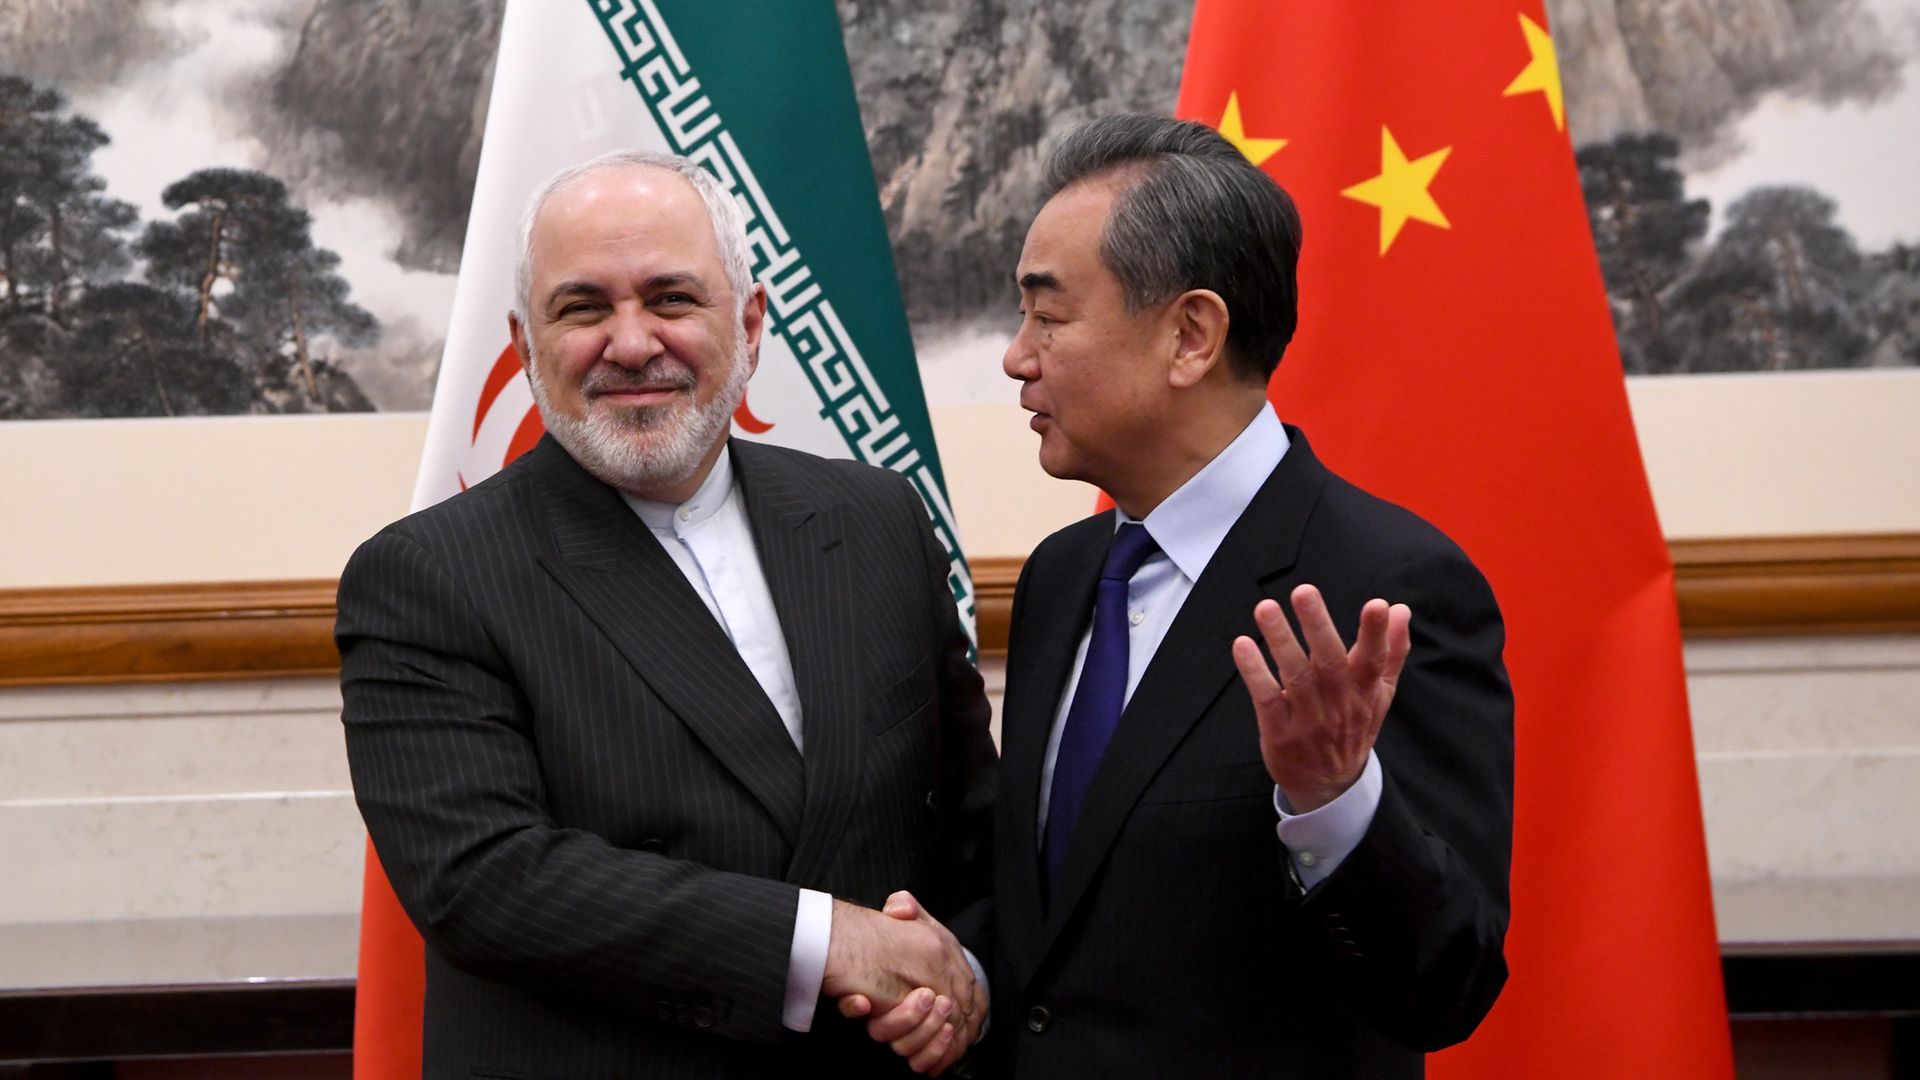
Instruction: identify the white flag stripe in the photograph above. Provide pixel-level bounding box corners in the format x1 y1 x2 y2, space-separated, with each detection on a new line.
717 132 792 248
414 0 676 510
466 377 537 485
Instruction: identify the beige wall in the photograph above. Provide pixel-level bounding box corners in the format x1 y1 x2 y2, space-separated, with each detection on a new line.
8 640 1917 950
2 370 1916 588
3 414 426 588
1625 371 1920 540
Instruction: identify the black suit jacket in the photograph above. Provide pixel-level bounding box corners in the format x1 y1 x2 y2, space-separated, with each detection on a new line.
988 428 1512 1079
337 435 996 1079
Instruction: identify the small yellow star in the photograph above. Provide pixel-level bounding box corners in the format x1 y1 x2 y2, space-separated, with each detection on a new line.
1340 126 1452 255
1503 12 1565 131
1215 92 1287 167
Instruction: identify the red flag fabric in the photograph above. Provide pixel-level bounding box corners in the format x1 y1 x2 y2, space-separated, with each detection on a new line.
1176 2 1734 1075
353 857 425 1077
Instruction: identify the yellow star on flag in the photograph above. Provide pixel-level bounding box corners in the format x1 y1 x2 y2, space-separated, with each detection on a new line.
1215 92 1286 166
1341 126 1452 255
1503 12 1565 131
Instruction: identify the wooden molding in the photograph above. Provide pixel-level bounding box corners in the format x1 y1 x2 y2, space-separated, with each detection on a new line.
2 535 1917 685
1670 534 1920 637
0 580 340 688
973 557 1020 659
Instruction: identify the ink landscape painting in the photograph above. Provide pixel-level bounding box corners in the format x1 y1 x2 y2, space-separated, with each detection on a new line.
1 0 1914 421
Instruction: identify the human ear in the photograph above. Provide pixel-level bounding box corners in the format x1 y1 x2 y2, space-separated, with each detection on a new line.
508 311 534 373
1166 289 1230 389
739 283 769 376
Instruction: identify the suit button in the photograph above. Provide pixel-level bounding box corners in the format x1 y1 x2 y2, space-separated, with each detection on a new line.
1026 1005 1052 1034
673 1004 692 1026
637 838 668 854
693 1005 716 1029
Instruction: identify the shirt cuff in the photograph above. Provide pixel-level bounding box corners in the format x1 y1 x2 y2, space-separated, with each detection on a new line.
1274 751 1382 890
782 887 834 1032
962 946 991 1041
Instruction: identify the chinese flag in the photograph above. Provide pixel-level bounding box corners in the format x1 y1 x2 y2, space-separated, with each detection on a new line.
1177 2 1734 1075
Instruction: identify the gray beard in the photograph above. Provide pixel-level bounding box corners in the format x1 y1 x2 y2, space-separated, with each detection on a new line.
528 338 752 497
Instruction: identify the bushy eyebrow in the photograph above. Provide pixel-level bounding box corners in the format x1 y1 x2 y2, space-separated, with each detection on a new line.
543 280 605 310
1016 270 1062 293
543 272 713 312
641 272 710 294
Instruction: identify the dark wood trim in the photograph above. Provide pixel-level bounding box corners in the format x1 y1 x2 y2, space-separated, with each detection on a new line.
0 951 1909 1062
0 981 353 1063
1671 535 1920 638
0 580 341 688
1721 948 1920 1018
973 557 1019 659
978 533 1920 656
1 535 1916 683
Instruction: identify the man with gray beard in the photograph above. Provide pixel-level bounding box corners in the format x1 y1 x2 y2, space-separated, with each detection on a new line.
336 150 996 1078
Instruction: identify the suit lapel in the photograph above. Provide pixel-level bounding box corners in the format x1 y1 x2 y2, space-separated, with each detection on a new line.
1037 434 1331 956
730 441 863 887
997 513 1110 980
526 437 806 845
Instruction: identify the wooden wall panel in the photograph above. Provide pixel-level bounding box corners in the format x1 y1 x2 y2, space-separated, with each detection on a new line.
2 536 1915 684
0 581 339 687
1668 535 1920 637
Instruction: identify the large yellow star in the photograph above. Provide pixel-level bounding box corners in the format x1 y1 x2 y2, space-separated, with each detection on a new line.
1340 126 1452 255
1215 92 1286 166
1503 13 1565 131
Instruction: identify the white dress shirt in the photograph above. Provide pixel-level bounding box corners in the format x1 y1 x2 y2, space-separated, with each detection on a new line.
621 449 831 1032
1037 404 1382 889
624 449 985 1033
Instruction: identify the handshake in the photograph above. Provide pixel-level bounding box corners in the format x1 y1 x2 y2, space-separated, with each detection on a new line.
823 891 985 1076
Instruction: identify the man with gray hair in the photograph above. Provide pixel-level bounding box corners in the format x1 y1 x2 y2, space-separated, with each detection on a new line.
979 113 1514 1076
336 149 995 1077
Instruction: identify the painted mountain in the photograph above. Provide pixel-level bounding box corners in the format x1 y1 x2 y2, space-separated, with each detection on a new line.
0 0 1913 419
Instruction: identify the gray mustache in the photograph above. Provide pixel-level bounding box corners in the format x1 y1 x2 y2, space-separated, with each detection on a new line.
582 361 696 396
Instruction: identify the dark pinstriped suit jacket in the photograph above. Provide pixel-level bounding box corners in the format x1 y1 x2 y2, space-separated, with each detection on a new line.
337 435 996 1079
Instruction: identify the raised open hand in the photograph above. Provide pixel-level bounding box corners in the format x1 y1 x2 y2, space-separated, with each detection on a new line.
1231 584 1411 812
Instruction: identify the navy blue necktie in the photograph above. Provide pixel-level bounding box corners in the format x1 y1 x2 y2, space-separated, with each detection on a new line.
1043 522 1161 894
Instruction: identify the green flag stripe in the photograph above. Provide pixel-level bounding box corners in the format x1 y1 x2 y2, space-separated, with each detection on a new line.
587 0 977 641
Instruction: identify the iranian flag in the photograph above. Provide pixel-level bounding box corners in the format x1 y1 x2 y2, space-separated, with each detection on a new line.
1177 1 1735 1075
354 1 970 1072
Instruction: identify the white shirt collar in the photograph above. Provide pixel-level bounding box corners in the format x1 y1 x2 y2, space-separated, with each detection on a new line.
1123 404 1289 581
620 444 736 533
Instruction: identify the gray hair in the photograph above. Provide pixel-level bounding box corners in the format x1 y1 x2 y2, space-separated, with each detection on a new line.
1042 114 1303 380
512 148 754 324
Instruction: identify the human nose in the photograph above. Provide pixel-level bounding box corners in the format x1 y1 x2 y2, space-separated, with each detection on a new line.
1003 322 1038 382
601 304 661 369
